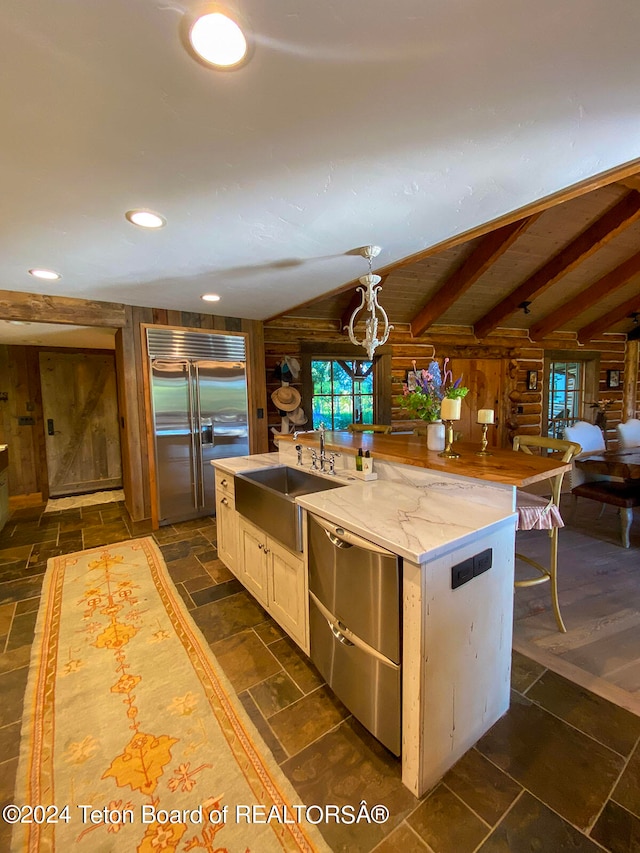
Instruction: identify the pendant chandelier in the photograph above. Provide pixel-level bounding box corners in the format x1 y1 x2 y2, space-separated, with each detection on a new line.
345 245 394 360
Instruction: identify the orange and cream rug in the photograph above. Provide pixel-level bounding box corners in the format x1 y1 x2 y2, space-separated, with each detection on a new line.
12 537 328 852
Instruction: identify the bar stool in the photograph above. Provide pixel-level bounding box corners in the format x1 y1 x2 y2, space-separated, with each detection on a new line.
513 435 581 633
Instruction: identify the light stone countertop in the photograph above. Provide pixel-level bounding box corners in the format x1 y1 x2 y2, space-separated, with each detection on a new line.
211 455 515 564
296 481 514 563
212 453 281 475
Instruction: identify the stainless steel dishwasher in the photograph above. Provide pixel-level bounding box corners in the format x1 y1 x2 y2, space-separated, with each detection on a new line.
308 514 402 755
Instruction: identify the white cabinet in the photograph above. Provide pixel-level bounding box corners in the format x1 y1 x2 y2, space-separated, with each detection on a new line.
213 466 310 653
215 470 238 575
237 516 270 608
267 538 308 649
236 515 308 652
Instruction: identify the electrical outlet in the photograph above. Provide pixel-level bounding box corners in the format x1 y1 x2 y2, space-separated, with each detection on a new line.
451 557 474 589
473 548 492 576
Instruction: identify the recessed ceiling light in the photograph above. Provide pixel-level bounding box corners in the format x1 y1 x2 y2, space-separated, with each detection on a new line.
29 268 61 280
125 209 166 229
201 293 221 303
188 11 249 68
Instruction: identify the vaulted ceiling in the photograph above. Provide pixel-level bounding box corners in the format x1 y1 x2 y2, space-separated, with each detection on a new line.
2 1 640 327
281 178 640 342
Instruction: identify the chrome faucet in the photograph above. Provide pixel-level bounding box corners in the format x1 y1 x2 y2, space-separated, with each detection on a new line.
293 423 328 471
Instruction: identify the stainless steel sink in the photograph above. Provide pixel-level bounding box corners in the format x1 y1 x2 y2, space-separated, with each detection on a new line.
234 465 345 551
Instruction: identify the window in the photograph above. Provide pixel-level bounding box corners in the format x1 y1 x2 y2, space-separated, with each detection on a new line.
310 359 373 429
546 360 585 439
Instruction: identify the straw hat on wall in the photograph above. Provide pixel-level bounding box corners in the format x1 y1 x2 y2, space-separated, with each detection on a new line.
271 385 302 411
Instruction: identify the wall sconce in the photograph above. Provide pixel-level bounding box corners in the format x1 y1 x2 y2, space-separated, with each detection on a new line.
345 245 394 360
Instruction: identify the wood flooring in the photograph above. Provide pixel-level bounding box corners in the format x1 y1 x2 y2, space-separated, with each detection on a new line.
513 494 640 715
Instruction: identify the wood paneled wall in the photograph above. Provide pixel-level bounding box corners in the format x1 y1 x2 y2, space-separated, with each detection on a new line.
264 318 635 447
0 291 268 520
0 345 46 498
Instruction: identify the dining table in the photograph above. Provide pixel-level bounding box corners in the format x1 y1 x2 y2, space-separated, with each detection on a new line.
574 446 640 548
575 447 640 480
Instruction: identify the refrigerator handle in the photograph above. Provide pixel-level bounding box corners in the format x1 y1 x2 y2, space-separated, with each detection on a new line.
194 363 206 507
186 363 200 510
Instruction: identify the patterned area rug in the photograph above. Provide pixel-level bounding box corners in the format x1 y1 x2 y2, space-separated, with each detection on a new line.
12 537 328 852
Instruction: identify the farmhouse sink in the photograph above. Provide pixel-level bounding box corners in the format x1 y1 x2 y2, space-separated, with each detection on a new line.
234 465 346 552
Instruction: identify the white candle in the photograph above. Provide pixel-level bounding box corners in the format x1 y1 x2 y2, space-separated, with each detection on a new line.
440 397 461 421
477 408 494 424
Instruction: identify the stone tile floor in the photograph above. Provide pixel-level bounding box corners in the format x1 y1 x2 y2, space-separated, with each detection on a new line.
1 501 639 852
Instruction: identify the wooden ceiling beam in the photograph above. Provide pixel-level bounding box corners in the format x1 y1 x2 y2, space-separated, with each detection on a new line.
265 158 640 324
529 250 640 340
578 294 640 343
339 275 388 334
473 191 640 339
409 215 537 338
617 175 640 192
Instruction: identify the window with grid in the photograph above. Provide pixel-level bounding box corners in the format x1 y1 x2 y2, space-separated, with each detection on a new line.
310 359 373 429
546 361 585 439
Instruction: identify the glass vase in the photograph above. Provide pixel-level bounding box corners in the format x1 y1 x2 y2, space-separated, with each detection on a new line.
426 420 446 451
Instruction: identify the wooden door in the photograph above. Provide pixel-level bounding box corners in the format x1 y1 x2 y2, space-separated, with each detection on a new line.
448 358 504 448
39 352 122 497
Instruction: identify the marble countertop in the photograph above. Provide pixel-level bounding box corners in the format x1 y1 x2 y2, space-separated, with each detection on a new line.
296 481 514 563
212 455 515 563
212 453 281 475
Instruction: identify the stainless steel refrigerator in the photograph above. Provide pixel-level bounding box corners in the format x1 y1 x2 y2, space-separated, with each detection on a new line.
147 328 250 525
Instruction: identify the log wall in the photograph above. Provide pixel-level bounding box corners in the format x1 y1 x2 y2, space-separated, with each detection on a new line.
263 318 633 448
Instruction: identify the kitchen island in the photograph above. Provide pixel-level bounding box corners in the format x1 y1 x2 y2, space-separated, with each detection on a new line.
211 435 569 797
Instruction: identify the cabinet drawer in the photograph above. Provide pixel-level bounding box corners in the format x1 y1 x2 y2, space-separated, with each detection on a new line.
215 470 235 498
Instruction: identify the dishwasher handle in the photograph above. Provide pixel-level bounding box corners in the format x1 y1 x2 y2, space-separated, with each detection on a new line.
311 514 396 557
310 592 400 669
330 622 355 646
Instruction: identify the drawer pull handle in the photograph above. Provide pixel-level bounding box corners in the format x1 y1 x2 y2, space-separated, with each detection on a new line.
221 478 228 487
221 497 229 506
325 529 352 549
329 622 354 646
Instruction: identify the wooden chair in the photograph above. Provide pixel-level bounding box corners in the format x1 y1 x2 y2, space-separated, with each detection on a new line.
617 418 640 449
564 421 607 490
512 435 581 633
347 424 392 433
565 421 632 546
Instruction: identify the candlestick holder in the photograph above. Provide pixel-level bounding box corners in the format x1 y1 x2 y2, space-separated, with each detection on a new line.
476 422 492 456
438 419 460 458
